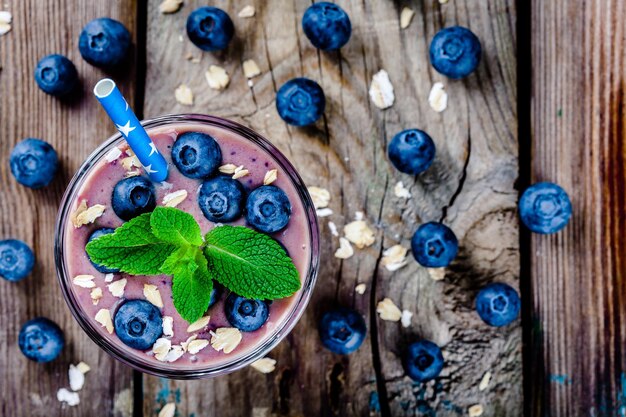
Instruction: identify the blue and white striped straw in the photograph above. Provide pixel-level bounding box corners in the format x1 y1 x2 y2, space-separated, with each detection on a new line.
93 78 169 182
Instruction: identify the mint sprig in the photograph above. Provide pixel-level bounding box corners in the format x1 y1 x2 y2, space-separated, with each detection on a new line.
171 249 213 323
85 213 176 275
85 207 301 323
150 207 203 247
204 226 300 299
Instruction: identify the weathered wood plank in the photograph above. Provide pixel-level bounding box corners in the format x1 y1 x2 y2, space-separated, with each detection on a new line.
0 1 136 416
368 1 520 416
143 0 519 416
529 1 626 415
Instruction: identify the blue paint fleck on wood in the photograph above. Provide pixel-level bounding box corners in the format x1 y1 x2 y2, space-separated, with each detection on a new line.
369 391 381 413
156 378 171 404
549 374 572 385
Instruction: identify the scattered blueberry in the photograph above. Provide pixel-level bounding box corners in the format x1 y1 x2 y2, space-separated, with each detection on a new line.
519 182 572 234
198 177 245 222
387 129 436 175
411 222 458 268
302 2 351 51
209 284 222 308
171 131 222 179
79 18 131 68
429 26 482 79
186 7 234 51
318 307 366 354
476 283 521 327
276 78 326 126
18 318 64 362
9 138 59 189
87 228 119 274
111 176 157 221
34 54 79 96
403 340 444 382
224 294 269 332
245 185 292 233
114 299 163 350
0 239 35 282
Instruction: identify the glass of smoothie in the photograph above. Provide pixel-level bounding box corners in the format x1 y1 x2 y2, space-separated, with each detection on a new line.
54 114 320 378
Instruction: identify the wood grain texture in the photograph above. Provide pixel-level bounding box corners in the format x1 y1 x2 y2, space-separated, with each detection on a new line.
0 1 137 416
529 1 626 415
142 1 519 416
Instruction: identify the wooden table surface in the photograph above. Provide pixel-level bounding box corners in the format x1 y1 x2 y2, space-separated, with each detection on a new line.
0 1 619 416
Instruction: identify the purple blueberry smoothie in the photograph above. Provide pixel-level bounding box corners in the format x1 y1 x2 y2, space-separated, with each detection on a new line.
55 115 319 377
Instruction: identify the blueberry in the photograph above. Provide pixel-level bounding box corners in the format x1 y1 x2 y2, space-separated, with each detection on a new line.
411 222 458 268
111 176 157 221
18 318 64 362
429 26 482 79
276 78 326 127
186 7 234 51
209 284 222 308
198 177 245 222
34 54 78 96
0 239 35 282
87 228 119 274
318 307 366 355
9 138 58 189
476 283 521 327
79 18 131 68
224 294 269 332
519 182 572 234
245 185 292 233
114 299 163 350
387 129 436 175
171 131 222 179
403 340 444 382
302 2 351 51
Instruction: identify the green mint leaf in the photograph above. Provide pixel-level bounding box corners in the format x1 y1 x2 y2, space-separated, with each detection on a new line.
203 225 300 300
85 213 176 275
160 245 198 275
150 207 203 247
170 248 214 323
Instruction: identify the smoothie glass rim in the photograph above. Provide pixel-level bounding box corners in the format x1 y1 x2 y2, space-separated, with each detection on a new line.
54 113 320 379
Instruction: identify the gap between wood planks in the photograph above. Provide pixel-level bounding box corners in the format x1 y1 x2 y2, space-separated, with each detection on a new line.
516 0 536 415
132 1 148 416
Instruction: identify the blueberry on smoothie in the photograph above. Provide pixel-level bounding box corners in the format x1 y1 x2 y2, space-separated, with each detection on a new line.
198 177 245 222
411 222 458 268
10 138 59 189
403 340 444 382
224 294 269 332
276 78 326 127
79 18 131 68
87 228 119 274
18 318 64 362
0 239 35 282
476 283 521 327
34 54 78 96
208 284 222 308
114 299 163 350
387 129 436 175
319 307 366 355
429 26 482 79
112 177 157 221
186 7 234 51
245 185 292 233
172 131 222 179
519 182 572 234
302 2 351 51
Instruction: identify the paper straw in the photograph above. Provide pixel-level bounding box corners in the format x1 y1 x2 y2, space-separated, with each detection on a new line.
93 78 169 182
